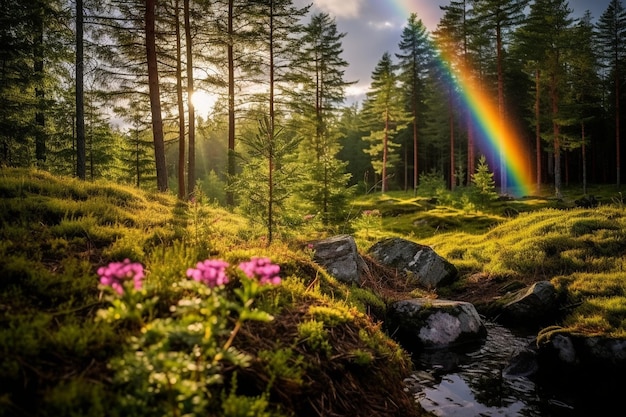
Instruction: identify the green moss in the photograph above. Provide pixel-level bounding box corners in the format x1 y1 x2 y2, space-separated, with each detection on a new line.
297 320 332 357
308 304 355 326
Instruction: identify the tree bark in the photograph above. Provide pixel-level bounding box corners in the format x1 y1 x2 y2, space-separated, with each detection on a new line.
145 0 168 192
175 0 186 199
535 68 541 192
184 0 195 197
496 22 506 193
34 6 46 164
76 0 85 180
226 0 236 206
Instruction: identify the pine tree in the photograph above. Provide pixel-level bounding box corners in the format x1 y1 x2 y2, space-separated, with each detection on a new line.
471 155 497 206
0 0 71 167
436 0 480 184
362 52 412 193
232 114 301 241
243 0 309 243
290 12 353 225
470 0 529 193
516 0 573 198
563 12 602 193
396 13 435 194
596 0 626 187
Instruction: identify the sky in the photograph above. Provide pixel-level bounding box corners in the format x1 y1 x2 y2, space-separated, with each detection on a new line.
292 0 614 104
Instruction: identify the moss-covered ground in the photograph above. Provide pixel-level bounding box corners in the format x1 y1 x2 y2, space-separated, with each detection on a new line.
0 168 425 417
2 168 625 416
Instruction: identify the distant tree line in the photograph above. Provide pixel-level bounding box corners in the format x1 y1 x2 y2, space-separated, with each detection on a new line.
0 0 625 239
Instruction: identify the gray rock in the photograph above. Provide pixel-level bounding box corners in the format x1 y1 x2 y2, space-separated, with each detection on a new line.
387 298 487 351
312 234 368 285
368 237 458 289
500 281 557 324
584 337 626 365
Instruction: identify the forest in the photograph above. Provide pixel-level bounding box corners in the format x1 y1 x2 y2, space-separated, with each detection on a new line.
1 0 625 238
2 1 626 416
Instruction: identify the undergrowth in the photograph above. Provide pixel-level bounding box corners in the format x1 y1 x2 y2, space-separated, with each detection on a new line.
0 168 422 417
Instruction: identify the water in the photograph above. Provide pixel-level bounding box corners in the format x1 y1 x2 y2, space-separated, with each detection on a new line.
406 322 618 416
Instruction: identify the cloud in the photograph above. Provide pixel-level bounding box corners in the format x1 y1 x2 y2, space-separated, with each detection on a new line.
313 0 362 19
345 83 369 99
367 20 397 30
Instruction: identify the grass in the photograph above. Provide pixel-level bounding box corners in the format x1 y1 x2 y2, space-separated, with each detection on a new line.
349 186 626 338
2 167 625 416
0 168 423 417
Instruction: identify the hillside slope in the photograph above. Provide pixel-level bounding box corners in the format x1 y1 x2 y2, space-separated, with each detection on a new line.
0 168 424 417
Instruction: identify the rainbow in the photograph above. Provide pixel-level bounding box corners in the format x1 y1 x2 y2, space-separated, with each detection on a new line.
435 49 534 197
389 1 534 196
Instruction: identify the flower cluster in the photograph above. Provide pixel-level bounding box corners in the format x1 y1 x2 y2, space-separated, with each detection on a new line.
238 257 281 286
99 256 282 295
97 259 145 295
186 259 230 288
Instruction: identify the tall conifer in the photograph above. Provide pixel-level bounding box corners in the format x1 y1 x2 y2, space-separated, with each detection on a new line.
362 52 412 193
596 0 626 187
396 13 434 193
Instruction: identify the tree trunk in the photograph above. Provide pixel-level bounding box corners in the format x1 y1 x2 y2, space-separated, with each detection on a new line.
535 68 541 192
413 105 418 195
496 22 506 193
145 0 168 192
34 7 46 164
175 0 186 199
382 112 389 193
184 0 196 197
76 0 85 179
226 0 236 206
582 122 587 195
268 0 275 243
615 62 621 187
449 84 455 191
550 72 561 198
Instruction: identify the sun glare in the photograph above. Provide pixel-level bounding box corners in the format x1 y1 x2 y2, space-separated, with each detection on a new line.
191 91 217 118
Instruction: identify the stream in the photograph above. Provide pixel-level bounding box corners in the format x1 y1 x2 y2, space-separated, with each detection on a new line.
406 321 620 416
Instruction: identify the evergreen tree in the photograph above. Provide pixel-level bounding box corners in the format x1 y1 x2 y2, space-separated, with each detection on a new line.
596 0 626 187
243 0 309 243
562 12 602 193
362 52 412 193
517 0 574 198
337 104 370 190
145 0 168 192
290 12 353 225
76 0 86 179
470 0 529 193
232 115 301 242
396 13 434 194
119 102 157 188
471 155 498 206
437 0 482 184
0 0 71 167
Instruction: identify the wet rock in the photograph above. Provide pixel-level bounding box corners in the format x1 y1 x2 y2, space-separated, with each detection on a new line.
503 349 539 377
574 194 599 208
537 332 626 375
311 234 368 285
368 237 457 289
498 281 558 325
387 298 487 352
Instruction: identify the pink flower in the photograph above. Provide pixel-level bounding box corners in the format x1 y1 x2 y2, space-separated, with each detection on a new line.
97 259 145 295
238 257 281 285
186 259 230 288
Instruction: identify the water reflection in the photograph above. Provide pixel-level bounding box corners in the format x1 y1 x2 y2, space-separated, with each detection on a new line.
407 321 587 417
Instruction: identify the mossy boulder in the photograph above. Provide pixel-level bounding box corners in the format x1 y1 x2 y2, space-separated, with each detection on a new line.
368 237 458 289
386 298 487 352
